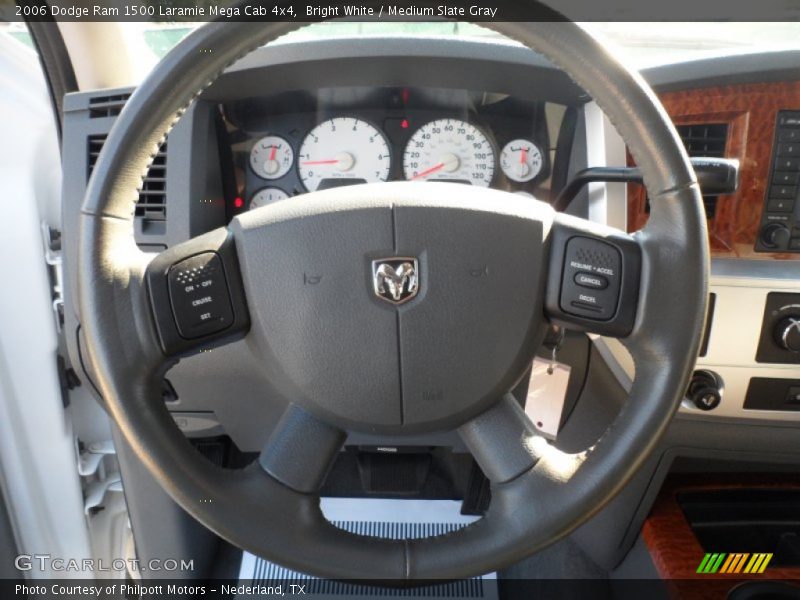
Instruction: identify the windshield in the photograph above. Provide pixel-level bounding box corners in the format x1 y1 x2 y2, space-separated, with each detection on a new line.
140 21 800 69
2 21 799 72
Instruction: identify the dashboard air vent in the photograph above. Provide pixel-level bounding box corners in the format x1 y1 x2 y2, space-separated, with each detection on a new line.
87 134 106 178
676 123 730 218
88 93 131 118
87 134 167 221
675 123 729 158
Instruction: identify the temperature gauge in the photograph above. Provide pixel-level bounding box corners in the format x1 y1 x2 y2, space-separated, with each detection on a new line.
500 139 543 183
250 135 294 180
250 187 289 209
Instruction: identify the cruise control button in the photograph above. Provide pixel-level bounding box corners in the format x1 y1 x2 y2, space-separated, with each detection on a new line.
560 237 621 321
571 300 602 313
168 252 234 339
574 271 609 290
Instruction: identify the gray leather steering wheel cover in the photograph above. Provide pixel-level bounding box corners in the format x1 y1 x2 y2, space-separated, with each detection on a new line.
78 12 708 580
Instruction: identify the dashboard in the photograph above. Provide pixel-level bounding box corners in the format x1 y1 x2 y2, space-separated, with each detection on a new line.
55 36 800 575
224 86 555 214
59 38 800 454
61 37 587 453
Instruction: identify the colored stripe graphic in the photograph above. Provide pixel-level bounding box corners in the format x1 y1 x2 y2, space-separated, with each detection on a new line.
744 553 773 574
719 554 737 573
698 553 773 574
696 553 712 573
697 553 727 573
723 554 749 573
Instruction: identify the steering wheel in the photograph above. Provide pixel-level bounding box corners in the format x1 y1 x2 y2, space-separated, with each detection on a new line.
79 14 708 580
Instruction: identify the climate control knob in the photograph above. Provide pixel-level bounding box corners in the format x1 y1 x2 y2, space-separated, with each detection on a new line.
775 317 800 352
760 223 791 249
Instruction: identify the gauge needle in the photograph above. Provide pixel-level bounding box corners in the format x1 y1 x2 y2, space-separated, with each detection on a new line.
269 146 277 161
412 162 445 180
302 152 356 172
521 148 528 164
412 154 461 180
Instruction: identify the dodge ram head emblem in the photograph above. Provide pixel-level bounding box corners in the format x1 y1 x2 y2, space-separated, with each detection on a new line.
372 258 420 305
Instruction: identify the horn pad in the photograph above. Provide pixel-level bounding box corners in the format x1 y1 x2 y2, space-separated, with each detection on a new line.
230 182 553 434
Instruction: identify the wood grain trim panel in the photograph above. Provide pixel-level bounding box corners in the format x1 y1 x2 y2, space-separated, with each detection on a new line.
643 475 800 600
628 80 800 260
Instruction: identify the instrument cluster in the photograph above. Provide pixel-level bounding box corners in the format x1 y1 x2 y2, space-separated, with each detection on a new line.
223 87 552 213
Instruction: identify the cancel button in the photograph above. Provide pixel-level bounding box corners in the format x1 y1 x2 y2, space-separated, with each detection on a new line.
574 272 609 290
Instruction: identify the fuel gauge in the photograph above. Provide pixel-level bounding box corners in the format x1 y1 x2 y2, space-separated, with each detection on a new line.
500 139 543 183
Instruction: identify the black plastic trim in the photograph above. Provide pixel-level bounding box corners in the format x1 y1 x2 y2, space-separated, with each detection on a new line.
698 293 716 358
554 158 739 213
755 292 800 364
545 218 641 337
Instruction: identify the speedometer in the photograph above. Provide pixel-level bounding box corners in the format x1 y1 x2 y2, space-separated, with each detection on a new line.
403 119 495 186
298 117 391 192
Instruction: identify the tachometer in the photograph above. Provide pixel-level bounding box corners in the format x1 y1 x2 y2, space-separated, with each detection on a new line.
250 135 293 180
403 119 495 186
298 117 391 192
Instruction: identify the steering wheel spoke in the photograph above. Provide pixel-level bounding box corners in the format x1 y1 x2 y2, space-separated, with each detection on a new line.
258 404 346 494
544 214 642 337
144 227 250 357
458 394 545 484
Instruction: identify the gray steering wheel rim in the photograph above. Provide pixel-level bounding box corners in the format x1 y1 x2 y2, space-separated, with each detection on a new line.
78 12 708 580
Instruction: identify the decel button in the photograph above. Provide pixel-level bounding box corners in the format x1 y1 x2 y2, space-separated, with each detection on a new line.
167 252 234 339
574 272 609 290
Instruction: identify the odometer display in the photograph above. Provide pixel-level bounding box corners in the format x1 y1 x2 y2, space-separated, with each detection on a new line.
403 119 495 186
